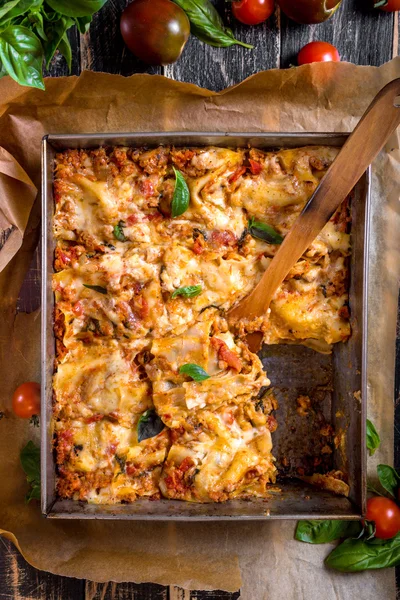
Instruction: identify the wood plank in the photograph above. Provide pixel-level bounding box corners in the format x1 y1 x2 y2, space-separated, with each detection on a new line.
280 0 395 68
0 538 84 600
80 0 161 76
85 580 168 600
16 247 40 314
166 0 280 91
189 591 240 599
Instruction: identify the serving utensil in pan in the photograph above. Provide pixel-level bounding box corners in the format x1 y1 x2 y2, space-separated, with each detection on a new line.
228 78 400 352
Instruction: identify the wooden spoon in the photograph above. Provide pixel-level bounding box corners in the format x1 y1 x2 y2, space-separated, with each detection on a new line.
228 77 400 352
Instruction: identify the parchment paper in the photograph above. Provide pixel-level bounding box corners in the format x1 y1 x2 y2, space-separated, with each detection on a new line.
0 59 399 599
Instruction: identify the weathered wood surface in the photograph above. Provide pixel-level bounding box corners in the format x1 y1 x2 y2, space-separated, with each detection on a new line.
1 1 400 598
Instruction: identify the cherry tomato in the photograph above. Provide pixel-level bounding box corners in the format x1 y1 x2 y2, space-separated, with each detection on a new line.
232 0 275 25
120 0 190 66
377 0 400 11
12 382 40 419
278 0 342 24
298 41 340 65
366 496 400 539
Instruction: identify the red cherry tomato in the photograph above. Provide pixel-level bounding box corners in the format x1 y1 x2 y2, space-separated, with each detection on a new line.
232 0 274 25
298 41 340 65
377 0 400 11
120 0 190 66
12 382 40 419
366 496 400 539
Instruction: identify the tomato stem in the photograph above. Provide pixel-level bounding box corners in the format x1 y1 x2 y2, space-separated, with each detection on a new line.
374 0 388 6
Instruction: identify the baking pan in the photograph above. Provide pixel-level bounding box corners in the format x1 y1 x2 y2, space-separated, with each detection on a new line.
41 132 369 520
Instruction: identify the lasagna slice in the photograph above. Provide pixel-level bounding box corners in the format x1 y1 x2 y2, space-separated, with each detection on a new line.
159 403 277 502
55 418 170 503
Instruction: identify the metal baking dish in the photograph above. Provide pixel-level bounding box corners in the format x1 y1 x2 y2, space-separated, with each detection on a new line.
41 132 369 520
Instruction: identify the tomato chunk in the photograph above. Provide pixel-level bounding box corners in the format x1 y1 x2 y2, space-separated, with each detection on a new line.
211 337 243 372
249 159 262 175
228 166 246 184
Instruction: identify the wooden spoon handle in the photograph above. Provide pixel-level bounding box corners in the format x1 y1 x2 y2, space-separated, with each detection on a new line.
229 77 400 321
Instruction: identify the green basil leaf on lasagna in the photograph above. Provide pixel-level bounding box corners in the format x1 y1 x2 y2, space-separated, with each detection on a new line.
171 167 190 217
179 363 210 381
113 220 128 242
83 284 107 294
171 285 202 299
248 217 283 244
137 409 165 442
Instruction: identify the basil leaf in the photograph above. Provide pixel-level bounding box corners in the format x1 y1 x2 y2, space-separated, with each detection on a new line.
171 285 202 299
113 220 128 242
0 0 22 22
366 419 380 456
0 25 44 89
26 482 41 502
115 454 126 474
83 283 107 294
179 363 210 382
325 534 400 572
137 409 165 443
377 464 400 498
171 167 190 218
21 440 40 481
26 10 47 41
45 0 108 18
42 15 73 67
248 217 283 244
57 30 71 70
20 440 41 502
172 0 253 49
295 520 362 544
0 0 42 24
74 15 92 33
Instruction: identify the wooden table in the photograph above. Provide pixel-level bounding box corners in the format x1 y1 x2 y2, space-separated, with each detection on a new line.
1 1 399 598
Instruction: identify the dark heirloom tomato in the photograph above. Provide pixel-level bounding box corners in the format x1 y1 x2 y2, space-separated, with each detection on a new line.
120 0 190 66
232 0 275 26
278 0 342 24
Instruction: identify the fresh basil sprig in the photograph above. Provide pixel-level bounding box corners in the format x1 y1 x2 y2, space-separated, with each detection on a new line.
377 464 400 498
172 0 253 49
20 440 41 503
179 363 210 381
248 217 283 244
0 0 108 89
83 283 107 294
295 520 362 544
171 167 190 218
171 285 202 299
366 419 380 456
325 534 400 572
137 409 165 443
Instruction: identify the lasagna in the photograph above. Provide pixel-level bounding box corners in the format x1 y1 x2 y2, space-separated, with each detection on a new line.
52 145 350 503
